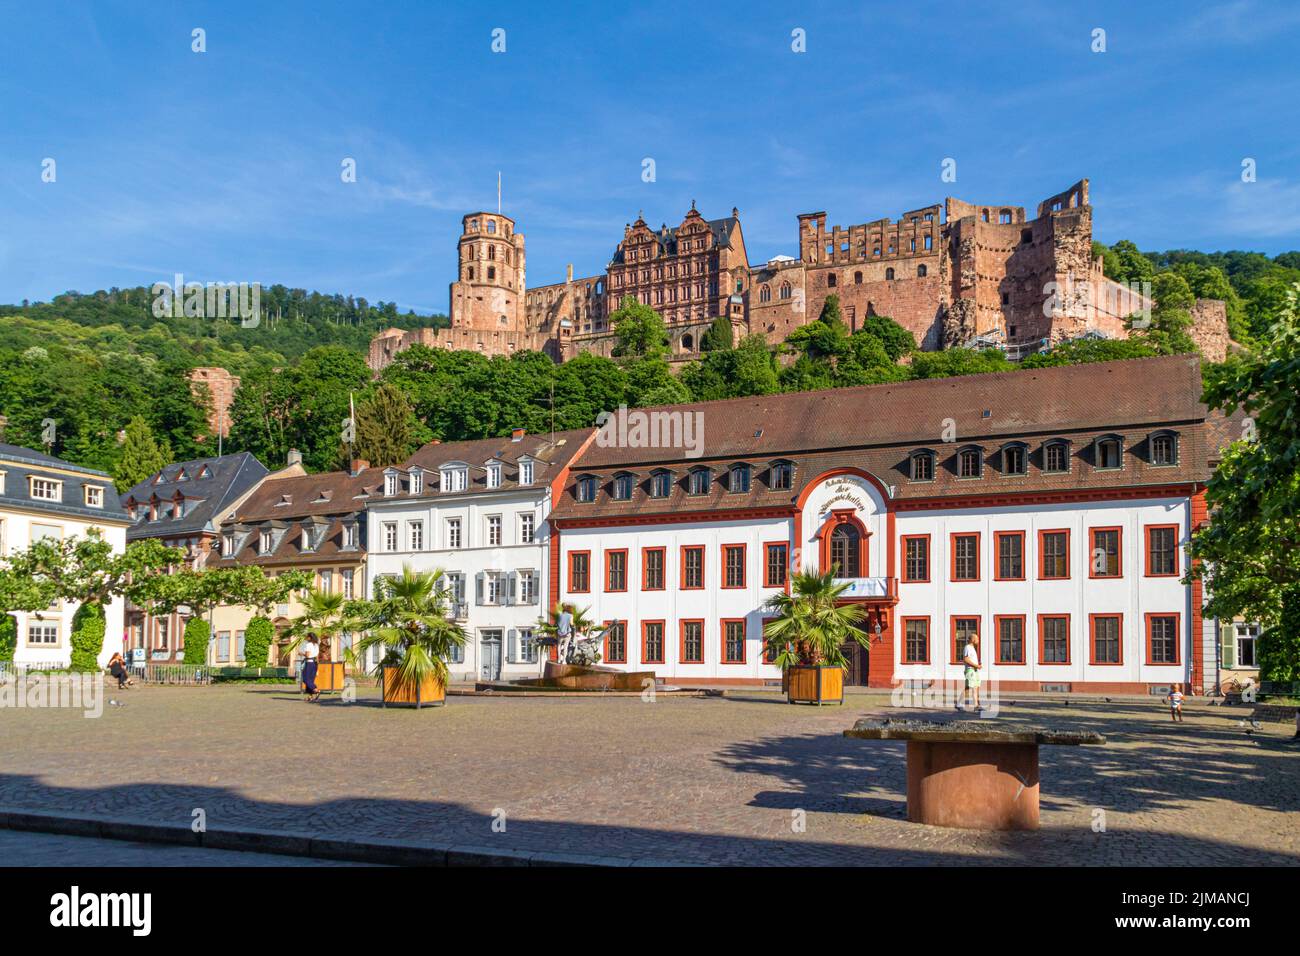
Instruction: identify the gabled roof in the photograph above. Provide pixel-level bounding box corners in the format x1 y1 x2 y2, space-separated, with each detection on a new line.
0 443 128 523
126 451 268 540
381 428 594 500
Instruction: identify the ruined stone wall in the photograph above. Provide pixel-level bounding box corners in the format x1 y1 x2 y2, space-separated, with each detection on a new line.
1190 298 1229 363
189 367 240 437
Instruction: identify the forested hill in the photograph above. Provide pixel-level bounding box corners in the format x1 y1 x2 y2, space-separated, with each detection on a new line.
0 285 448 376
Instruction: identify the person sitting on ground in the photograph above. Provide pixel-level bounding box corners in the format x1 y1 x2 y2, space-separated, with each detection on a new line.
107 651 134 689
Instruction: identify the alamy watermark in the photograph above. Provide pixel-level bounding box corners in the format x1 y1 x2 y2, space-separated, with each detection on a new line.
0 671 103 718
595 403 704 459
151 273 261 326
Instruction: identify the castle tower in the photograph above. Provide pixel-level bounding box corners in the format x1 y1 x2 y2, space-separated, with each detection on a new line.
448 211 526 332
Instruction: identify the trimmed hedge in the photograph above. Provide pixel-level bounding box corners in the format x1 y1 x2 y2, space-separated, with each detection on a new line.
243 616 274 668
0 614 16 662
69 602 106 672
182 617 211 666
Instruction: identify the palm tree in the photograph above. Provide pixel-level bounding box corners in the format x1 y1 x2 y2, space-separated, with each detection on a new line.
762 569 868 670
534 602 604 666
345 565 467 692
284 587 347 659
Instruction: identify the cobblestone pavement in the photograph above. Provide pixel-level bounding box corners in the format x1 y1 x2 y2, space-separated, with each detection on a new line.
1 684 1296 865
0 828 372 866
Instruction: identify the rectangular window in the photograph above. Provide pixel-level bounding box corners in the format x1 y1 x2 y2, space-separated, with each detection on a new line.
1234 623 1259 668
681 545 705 589
29 477 62 502
764 542 788 588
902 535 930 582
1091 615 1122 664
519 512 535 544
27 621 59 646
383 522 398 552
84 485 104 508
951 617 980 664
680 620 704 664
642 547 665 590
1145 525 1179 577
408 521 424 551
1090 527 1122 578
1039 614 1071 664
1146 614 1180 665
511 628 537 664
902 617 929 664
518 570 537 605
217 631 231 662
446 518 461 549
951 533 979 582
605 549 628 592
604 620 627 664
569 551 590 593
487 515 502 547
723 544 746 589
721 619 747 664
641 621 665 664
1039 530 1070 580
342 568 354 599
996 615 1025 664
995 531 1024 581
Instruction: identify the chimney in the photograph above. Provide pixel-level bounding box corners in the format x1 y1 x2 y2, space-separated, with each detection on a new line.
511 427 525 442
349 458 370 476
566 263 573 284
287 448 303 467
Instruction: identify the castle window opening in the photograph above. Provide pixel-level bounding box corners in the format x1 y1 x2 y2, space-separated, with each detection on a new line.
886 268 895 280
925 235 932 250
854 271 863 284
827 273 837 287
999 210 1012 224
1021 229 1033 244
760 284 771 303
917 265 927 277
487 220 496 233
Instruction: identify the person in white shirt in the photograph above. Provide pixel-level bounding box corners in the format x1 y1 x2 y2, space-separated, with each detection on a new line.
300 634 321 702
960 633 982 713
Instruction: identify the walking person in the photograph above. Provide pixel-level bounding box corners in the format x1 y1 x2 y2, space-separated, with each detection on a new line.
106 651 134 689
959 632 982 713
299 634 321 702
555 604 574 664
1167 684 1185 722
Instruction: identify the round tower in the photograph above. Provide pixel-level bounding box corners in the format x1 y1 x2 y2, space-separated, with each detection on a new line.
450 212 526 331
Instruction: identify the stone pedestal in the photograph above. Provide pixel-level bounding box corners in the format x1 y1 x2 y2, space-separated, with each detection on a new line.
905 740 1039 830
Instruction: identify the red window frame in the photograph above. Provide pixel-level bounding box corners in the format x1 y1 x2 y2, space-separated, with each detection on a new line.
1037 528 1071 580
568 550 590 593
1144 524 1181 577
640 620 666 664
994 614 1026 664
901 534 930 583
1089 613 1124 665
1089 526 1123 579
993 531 1025 581
721 543 746 589
602 619 627 664
949 532 981 582
679 619 705 664
680 545 705 590
641 546 666 591
720 618 747 664
1144 612 1181 665
1037 613 1071 665
604 548 628 592
763 542 789 588
901 616 930 664
950 616 980 664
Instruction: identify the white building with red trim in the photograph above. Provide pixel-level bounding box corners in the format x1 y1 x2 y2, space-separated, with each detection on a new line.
548 355 1214 694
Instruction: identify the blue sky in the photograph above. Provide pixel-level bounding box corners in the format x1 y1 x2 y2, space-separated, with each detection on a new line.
2 0 1298 315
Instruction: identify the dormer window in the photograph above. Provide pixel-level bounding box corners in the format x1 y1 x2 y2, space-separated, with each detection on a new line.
1043 440 1070 474
1002 443 1028 476
384 472 399 496
612 473 634 501
342 523 357 550
577 475 598 503
84 485 104 508
729 463 751 493
440 466 468 493
197 465 211 479
301 528 313 551
519 459 534 486
259 530 273 554
409 469 423 495
29 477 62 502
486 462 502 489
1096 436 1123 470
957 448 982 479
1150 432 1178 467
650 469 672 498
222 533 235 555
910 451 935 482
770 461 794 491
175 469 188 482
688 467 711 496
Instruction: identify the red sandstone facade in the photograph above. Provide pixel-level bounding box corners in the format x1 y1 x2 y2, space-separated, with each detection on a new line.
367 179 1227 373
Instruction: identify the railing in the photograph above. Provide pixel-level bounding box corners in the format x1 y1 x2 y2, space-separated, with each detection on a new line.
134 663 213 685
833 576 897 599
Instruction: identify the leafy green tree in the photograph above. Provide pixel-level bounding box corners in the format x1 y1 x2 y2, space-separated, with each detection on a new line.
610 296 670 360
699 315 734 353
1020 337 1158 369
907 348 1013 379
624 357 689 407
681 334 780 401
114 416 170 490
859 314 916 362
1191 283 1300 683
182 617 211 666
68 602 107 672
1103 240 1157 286
0 614 15 662
353 383 417 467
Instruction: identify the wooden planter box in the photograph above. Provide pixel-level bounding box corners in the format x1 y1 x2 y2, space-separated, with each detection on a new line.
380 667 445 708
310 662 346 693
787 665 844 705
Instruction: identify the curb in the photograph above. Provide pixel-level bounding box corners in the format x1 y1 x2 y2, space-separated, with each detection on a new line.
0 808 683 868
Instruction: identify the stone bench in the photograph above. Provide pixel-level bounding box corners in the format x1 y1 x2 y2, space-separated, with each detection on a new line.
844 718 1105 831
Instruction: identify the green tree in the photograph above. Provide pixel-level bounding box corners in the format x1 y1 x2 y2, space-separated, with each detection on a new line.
610 296 670 360
699 315 734 353
907 348 1013 379
182 617 211 666
762 569 868 670
353 382 417 467
243 616 275 667
68 602 107 672
114 416 170 490
0 614 15 662
345 565 468 690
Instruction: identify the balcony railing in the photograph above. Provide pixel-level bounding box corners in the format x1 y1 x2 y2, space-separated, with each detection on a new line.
833 576 897 599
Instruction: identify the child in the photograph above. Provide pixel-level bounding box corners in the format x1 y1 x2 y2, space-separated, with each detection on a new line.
1166 684 1184 722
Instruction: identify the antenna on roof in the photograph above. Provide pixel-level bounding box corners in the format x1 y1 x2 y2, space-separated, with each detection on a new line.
497 171 502 214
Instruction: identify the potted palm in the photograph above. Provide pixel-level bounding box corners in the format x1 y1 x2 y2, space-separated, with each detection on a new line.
346 565 467 709
284 587 349 693
534 602 603 671
764 569 868 705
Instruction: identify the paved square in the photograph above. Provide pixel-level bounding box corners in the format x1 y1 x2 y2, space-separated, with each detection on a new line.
1 684 1296 865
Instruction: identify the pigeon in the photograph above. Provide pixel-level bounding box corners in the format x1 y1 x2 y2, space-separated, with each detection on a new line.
1250 718 1262 730
1064 700 1071 707
1104 697 1113 703
109 699 125 707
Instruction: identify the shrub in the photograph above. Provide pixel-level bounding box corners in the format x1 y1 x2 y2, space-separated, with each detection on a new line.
69 602 106 672
0 614 16 662
243 616 274 667
1258 586 1300 685
182 617 211 666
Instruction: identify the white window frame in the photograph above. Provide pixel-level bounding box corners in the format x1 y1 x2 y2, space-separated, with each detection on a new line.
30 477 63 502
487 514 502 547
27 620 60 646
486 462 502 489
446 518 462 549
84 485 104 508
383 522 399 552
408 520 424 551
519 512 535 544
519 459 534 486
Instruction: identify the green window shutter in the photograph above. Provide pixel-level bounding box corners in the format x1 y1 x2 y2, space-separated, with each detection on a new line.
1220 624 1235 669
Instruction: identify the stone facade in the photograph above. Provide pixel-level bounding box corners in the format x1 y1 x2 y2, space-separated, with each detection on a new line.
189 367 240 437
367 179 1221 372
